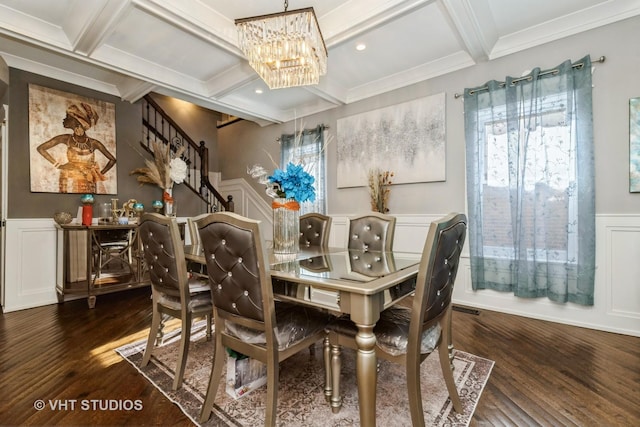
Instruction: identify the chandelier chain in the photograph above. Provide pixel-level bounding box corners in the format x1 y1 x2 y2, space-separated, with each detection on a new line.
284 1 288 12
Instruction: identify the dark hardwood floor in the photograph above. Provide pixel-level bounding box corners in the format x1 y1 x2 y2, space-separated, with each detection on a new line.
1 287 638 426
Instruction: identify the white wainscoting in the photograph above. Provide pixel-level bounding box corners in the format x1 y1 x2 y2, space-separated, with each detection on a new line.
219 179 640 337
6 181 639 336
218 178 273 242
3 219 58 312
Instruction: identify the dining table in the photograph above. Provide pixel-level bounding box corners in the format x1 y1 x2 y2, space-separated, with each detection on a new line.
184 244 422 427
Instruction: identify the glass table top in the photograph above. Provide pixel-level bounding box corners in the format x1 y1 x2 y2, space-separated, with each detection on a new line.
271 249 421 283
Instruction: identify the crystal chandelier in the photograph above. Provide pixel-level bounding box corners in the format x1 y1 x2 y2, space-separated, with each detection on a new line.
235 1 327 90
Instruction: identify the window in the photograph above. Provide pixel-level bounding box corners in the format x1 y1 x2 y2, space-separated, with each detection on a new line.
463 56 595 305
280 125 327 214
478 97 577 263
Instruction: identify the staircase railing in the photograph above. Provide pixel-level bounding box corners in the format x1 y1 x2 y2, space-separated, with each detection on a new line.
141 95 233 212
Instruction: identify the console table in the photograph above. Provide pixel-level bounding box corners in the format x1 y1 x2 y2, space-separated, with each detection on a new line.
55 223 150 308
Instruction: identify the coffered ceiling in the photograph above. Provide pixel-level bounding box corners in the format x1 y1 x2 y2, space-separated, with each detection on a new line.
0 0 638 126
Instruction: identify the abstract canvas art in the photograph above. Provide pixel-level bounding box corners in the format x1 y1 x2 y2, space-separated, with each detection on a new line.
336 92 446 188
630 97 640 192
29 84 117 194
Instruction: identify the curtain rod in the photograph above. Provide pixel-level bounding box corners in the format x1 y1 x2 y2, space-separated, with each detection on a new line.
453 55 605 99
276 124 329 142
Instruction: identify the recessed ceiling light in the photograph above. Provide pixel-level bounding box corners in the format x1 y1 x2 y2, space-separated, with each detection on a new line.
356 43 366 51
255 88 263 94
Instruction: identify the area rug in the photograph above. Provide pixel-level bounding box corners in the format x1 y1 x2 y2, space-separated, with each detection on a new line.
116 322 493 426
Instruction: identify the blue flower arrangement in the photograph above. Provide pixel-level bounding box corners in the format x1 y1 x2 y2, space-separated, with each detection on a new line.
248 162 316 203
269 162 316 203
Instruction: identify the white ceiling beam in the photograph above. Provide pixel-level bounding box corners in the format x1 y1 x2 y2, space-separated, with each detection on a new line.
322 0 436 46
153 85 284 125
204 63 259 99
0 49 122 97
0 3 70 50
439 0 496 63
304 78 348 107
490 0 640 59
132 0 241 56
67 0 130 56
116 78 157 103
346 50 474 103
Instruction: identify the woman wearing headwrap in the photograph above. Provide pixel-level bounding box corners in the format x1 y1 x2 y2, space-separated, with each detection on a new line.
37 102 116 193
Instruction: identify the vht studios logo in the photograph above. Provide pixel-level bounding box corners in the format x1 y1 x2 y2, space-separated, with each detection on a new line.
34 399 143 411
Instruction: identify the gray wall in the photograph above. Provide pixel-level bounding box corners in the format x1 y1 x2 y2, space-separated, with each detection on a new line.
6 71 220 218
7 15 640 219
219 15 640 216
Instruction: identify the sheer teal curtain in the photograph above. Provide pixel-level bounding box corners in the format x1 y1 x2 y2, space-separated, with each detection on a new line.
280 124 327 214
463 55 595 305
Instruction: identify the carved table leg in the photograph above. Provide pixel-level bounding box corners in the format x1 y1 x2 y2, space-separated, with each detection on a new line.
330 341 342 413
323 336 332 402
355 323 377 427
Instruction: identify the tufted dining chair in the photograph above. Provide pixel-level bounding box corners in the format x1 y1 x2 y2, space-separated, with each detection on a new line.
196 212 332 426
299 213 332 249
186 213 209 278
138 213 213 391
347 212 396 252
325 213 467 426
186 212 209 246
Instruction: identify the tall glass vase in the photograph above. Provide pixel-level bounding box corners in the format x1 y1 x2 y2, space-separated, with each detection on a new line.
163 187 176 217
272 198 300 254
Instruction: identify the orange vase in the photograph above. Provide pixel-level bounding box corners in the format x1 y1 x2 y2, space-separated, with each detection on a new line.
82 204 93 226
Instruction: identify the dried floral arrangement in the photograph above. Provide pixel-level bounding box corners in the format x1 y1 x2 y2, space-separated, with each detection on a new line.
368 168 394 213
129 140 187 202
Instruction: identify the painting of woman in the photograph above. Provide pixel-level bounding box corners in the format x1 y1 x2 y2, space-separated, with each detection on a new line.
37 103 116 193
29 85 117 194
